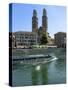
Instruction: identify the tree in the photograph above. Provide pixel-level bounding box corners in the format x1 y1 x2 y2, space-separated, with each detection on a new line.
41 32 48 45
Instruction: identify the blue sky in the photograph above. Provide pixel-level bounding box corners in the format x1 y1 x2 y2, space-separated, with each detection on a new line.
11 3 66 38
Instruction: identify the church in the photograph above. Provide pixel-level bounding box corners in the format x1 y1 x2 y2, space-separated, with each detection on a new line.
10 8 49 48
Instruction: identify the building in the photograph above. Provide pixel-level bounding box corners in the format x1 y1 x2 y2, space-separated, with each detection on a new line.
14 31 38 48
54 32 66 48
9 32 16 48
47 38 55 46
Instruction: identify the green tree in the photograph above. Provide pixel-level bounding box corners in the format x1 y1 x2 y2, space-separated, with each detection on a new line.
41 32 48 45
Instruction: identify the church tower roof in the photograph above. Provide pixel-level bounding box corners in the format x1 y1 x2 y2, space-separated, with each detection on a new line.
43 8 47 16
33 9 37 17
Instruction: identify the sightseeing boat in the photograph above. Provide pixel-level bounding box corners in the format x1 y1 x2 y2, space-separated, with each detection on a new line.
11 54 58 65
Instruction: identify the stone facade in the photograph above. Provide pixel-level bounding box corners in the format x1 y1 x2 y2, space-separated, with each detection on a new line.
32 10 38 33
14 32 38 48
54 32 66 48
42 9 47 32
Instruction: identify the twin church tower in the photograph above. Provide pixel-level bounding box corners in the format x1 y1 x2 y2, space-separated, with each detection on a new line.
32 8 48 33
10 8 48 48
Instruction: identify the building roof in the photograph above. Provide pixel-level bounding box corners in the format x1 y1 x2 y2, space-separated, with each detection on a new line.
14 31 37 34
54 32 66 35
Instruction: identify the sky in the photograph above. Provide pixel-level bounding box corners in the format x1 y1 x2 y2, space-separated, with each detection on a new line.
11 3 66 38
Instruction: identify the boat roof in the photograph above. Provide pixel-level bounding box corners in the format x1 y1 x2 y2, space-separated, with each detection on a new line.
12 54 50 59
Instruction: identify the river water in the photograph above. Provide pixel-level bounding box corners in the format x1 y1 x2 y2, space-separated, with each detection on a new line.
12 48 66 86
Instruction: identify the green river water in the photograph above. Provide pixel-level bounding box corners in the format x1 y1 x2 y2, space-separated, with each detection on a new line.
12 48 66 86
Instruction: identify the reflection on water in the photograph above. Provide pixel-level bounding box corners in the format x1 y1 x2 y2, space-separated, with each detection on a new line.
32 65 48 85
32 66 38 85
41 65 48 85
12 48 66 86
